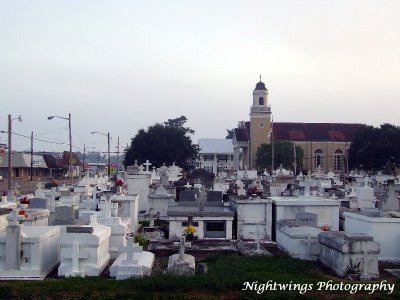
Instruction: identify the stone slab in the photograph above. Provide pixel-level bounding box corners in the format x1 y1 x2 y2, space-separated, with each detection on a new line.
66 226 94 234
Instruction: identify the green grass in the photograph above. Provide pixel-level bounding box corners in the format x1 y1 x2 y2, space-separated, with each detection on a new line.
0 255 398 299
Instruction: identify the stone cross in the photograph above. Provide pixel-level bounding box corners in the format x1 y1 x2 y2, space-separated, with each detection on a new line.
361 241 369 279
184 182 192 190
122 237 142 265
138 164 145 174
143 160 152 173
364 176 370 188
179 235 186 261
36 179 43 190
148 208 155 228
7 210 19 226
102 198 112 219
66 241 88 274
249 224 263 252
85 198 91 212
89 214 98 227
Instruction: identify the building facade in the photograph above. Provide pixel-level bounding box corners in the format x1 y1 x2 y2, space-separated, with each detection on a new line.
233 79 361 173
197 139 234 175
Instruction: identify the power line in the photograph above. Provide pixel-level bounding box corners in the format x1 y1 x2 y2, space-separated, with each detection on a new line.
0 130 84 151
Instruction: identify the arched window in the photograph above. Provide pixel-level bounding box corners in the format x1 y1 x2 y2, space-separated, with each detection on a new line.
259 97 264 105
334 149 344 171
314 149 324 170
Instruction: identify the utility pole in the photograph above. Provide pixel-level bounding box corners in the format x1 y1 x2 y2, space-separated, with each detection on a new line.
7 114 22 190
116 136 120 173
83 144 86 173
68 113 72 184
30 131 33 181
107 132 110 177
293 142 297 176
271 116 274 173
7 115 11 190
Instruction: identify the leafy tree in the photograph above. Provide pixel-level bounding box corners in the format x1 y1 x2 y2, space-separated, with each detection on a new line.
256 141 304 173
226 121 246 139
349 123 400 174
123 116 199 171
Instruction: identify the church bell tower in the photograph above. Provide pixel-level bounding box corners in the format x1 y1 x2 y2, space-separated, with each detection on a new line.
249 76 272 169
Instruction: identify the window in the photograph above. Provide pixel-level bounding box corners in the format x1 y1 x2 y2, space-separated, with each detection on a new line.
314 150 324 170
206 222 225 231
334 149 344 171
205 166 213 173
203 155 213 161
217 155 228 162
259 97 264 105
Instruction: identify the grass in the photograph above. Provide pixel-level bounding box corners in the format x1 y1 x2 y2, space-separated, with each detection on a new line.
0 255 399 299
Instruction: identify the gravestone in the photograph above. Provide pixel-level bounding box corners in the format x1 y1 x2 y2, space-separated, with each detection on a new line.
295 213 318 227
110 237 155 279
167 235 195 276
207 191 223 202
54 205 78 225
180 190 196 202
28 198 48 209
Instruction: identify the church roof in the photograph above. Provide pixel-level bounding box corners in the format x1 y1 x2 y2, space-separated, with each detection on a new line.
233 122 361 143
255 81 267 91
273 123 362 142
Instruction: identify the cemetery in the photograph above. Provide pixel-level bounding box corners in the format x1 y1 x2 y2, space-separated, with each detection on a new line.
0 160 399 298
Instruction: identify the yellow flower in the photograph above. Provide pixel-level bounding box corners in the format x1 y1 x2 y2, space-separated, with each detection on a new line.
184 224 196 235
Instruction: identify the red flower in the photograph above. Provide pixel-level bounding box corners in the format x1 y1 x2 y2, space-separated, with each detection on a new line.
20 197 30 204
115 179 124 187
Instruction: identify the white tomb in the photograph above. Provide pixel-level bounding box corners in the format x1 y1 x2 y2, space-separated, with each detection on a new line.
147 185 174 218
58 223 111 277
230 196 272 240
0 211 60 279
110 237 155 279
344 211 400 261
276 213 322 260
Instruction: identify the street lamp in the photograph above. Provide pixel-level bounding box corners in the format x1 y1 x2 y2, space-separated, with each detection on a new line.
91 131 111 177
7 114 22 190
48 113 72 184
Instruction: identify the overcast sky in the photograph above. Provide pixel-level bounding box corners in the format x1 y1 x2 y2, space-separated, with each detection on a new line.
1 0 399 153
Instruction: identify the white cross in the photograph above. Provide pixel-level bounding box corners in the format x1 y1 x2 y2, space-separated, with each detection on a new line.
184 182 192 189
138 165 145 174
66 241 88 274
89 214 98 227
249 224 264 252
143 160 152 172
36 179 43 191
7 210 19 226
179 235 185 261
102 198 112 219
122 237 142 265
85 198 91 212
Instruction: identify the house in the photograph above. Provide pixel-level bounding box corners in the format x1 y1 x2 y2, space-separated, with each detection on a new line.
0 153 49 179
197 139 234 175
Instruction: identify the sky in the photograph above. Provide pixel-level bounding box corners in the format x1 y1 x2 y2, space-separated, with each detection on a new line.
1 0 399 154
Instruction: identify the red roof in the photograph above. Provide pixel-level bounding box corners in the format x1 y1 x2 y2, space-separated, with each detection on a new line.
234 122 361 142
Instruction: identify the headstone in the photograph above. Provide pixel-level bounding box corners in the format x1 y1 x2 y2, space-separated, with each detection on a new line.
28 198 48 209
206 191 223 202
5 225 21 270
295 213 318 227
179 190 196 202
54 205 78 225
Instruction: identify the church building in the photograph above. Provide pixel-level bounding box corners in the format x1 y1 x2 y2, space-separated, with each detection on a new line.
232 79 361 173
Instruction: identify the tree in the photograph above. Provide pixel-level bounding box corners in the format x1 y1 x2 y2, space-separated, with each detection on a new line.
256 141 304 173
226 121 246 139
123 116 199 171
349 123 400 174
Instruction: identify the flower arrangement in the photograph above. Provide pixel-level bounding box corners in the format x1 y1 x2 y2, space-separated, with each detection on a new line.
184 224 197 235
20 197 30 205
115 179 124 187
18 210 29 224
318 224 331 231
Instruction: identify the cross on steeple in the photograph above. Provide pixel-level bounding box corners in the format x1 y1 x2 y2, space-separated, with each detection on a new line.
259 74 262 82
